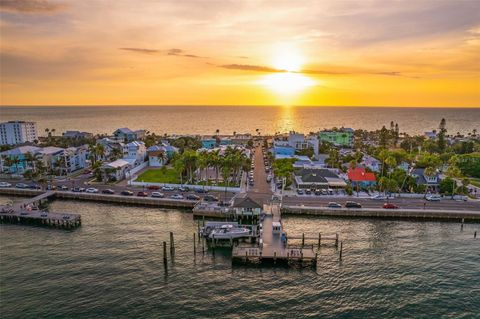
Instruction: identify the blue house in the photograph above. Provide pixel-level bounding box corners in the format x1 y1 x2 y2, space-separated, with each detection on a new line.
201 139 217 149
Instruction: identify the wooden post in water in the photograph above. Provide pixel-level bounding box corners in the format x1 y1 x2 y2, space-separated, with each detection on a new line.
197 221 200 238
163 241 167 264
461 218 464 231
202 215 205 226
170 232 175 255
302 233 305 247
202 237 205 254
193 233 196 255
274 251 276 264
335 233 339 248
474 231 477 239
318 233 321 248
339 241 343 261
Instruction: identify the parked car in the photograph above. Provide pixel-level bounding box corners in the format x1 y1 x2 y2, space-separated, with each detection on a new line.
121 190 133 196
59 185 69 191
0 182 12 188
345 201 362 208
62 215 71 220
146 185 160 190
305 189 312 195
137 191 148 197
102 189 115 194
162 186 175 191
370 194 387 200
425 195 441 201
178 186 190 192
29 184 41 190
195 188 209 193
321 189 328 195
151 192 164 198
46 184 57 190
85 187 99 193
327 202 342 208
453 195 468 201
296 189 304 195
170 194 184 199
383 203 399 209
72 187 85 192
203 195 219 202
314 189 322 196
186 194 200 200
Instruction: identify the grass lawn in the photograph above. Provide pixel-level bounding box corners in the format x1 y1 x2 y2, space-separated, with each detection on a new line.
197 180 240 187
136 168 181 184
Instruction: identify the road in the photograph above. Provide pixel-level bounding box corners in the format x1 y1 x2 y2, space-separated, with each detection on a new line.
246 143 273 206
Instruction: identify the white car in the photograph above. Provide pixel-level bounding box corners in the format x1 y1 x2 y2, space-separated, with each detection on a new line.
170 194 184 199
426 195 442 201
85 187 99 193
370 194 386 200
162 186 175 191
0 182 12 188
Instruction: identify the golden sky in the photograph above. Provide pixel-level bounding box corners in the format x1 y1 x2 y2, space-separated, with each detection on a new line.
1 0 479 107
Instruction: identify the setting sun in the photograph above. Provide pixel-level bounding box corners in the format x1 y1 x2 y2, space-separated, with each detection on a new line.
272 45 304 72
260 73 315 95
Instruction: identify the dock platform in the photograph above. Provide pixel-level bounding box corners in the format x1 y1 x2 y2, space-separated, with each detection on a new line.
0 206 81 229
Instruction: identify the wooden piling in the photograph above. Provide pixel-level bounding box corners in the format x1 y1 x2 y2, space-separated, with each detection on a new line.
170 232 175 255
193 233 196 255
461 218 464 231
339 241 343 260
475 231 477 239
318 233 321 248
163 241 167 264
274 251 276 264
335 233 339 248
302 233 305 247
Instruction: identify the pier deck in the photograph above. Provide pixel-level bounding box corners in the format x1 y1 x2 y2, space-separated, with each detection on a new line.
0 206 81 229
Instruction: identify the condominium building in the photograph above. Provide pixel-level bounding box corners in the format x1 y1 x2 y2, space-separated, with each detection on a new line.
0 121 38 145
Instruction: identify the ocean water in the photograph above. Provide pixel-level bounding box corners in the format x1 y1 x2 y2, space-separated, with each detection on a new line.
1 196 479 319
1 105 479 136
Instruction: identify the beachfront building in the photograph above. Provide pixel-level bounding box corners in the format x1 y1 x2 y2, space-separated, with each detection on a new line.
294 168 347 190
0 146 42 174
62 130 93 139
201 138 217 149
347 167 377 188
272 131 319 159
411 168 440 190
319 128 354 147
232 195 263 218
122 141 146 165
147 142 178 167
0 121 38 145
97 137 124 160
113 128 146 142
100 159 131 182
361 154 381 172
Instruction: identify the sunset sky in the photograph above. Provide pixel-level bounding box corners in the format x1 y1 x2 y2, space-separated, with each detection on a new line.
1 0 479 107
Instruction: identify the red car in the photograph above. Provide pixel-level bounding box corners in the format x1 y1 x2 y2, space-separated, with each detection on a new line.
146 185 160 190
383 203 399 209
137 191 149 197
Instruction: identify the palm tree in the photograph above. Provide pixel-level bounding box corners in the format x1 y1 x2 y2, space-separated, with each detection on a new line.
157 150 168 166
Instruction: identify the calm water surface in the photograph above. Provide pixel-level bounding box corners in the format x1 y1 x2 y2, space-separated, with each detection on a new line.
1 196 479 318
1 105 479 136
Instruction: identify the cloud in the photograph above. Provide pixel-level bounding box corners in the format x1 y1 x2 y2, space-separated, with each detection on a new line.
167 48 204 58
0 0 64 13
119 47 159 54
220 64 285 73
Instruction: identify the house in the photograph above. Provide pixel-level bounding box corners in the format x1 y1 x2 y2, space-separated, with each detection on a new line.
232 195 262 217
122 141 146 165
348 167 377 188
411 168 439 189
272 141 296 158
113 128 145 142
62 130 93 139
201 138 217 149
97 137 124 160
294 168 347 189
0 121 38 145
319 128 354 147
362 155 381 172
63 146 88 173
101 159 131 181
0 146 42 174
424 131 437 139
147 145 168 167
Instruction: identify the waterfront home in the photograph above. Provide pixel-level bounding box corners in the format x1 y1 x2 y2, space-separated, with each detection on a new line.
97 137 124 160
122 141 146 165
319 128 354 147
63 146 88 173
411 168 440 190
272 141 296 158
0 146 42 174
287 131 320 158
201 138 217 149
232 195 262 217
100 159 131 182
294 168 347 190
113 128 146 142
62 130 93 139
147 145 171 167
362 154 381 172
0 121 38 145
347 167 377 188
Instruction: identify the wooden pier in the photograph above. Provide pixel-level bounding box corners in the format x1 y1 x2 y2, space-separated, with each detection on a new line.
0 206 81 229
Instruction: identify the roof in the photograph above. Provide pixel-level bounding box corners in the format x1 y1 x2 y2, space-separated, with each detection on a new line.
295 168 339 184
39 147 64 155
0 146 41 156
125 141 145 147
347 168 376 182
115 127 134 134
233 196 262 209
104 159 130 168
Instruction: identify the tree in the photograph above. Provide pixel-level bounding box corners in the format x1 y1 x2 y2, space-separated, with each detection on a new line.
437 118 447 153
439 177 456 196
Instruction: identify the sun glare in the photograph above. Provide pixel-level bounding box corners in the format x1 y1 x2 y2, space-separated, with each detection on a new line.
272 45 303 72
260 73 315 95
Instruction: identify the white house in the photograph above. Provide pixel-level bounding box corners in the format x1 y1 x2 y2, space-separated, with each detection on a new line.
287 131 319 159
101 159 131 181
362 154 381 172
123 141 146 165
147 145 168 167
0 121 38 145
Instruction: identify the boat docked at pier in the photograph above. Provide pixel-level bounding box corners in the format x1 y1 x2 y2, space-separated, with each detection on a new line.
209 224 251 240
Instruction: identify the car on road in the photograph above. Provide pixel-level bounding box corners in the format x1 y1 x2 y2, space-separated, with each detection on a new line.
266 175 272 182
162 186 175 191
178 186 190 192
58 185 69 190
151 192 164 198
296 189 304 195
72 187 85 192
425 195 441 201
345 201 362 208
15 182 29 189
305 189 312 195
170 194 184 200
85 187 99 193
137 191 148 197
186 194 200 200
46 184 57 190
370 194 387 200
29 184 41 190
383 203 399 209
102 189 115 194
327 202 342 208
203 195 219 202
40 212 48 217
453 195 468 201
195 188 209 193
146 185 160 190
0 182 12 188
121 190 133 196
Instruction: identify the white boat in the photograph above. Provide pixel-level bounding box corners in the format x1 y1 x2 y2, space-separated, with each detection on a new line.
209 225 250 240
